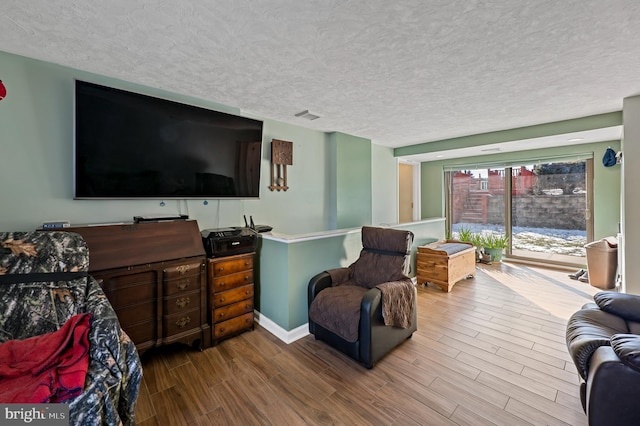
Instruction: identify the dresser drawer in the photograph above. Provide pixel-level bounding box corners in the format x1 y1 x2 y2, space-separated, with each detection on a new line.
213 312 254 339
212 284 254 308
212 299 254 324
209 255 253 277
163 260 203 280
163 308 201 337
164 274 201 296
212 270 253 292
122 320 156 345
102 272 156 308
163 290 200 316
115 300 156 327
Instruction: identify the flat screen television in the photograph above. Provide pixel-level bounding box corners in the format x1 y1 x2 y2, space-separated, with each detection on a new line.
74 80 264 199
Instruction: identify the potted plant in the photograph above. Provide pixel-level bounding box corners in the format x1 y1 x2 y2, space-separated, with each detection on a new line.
455 226 485 262
480 232 509 262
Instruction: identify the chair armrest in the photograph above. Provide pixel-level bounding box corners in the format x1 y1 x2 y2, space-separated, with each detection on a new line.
594 291 640 322
308 271 332 307
361 287 383 322
326 267 351 286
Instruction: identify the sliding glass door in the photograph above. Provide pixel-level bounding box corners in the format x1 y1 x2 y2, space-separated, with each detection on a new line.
510 160 592 263
446 157 593 266
448 168 507 243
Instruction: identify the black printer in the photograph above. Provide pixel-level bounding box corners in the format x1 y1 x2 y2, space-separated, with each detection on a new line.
201 227 258 258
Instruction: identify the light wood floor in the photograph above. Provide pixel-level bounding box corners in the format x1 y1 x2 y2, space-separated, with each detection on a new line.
135 262 600 425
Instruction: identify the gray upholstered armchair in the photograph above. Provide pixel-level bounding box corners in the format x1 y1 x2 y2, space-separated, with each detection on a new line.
308 226 417 368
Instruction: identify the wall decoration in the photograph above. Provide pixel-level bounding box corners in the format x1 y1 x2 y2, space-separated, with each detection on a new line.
269 139 293 191
0 80 6 101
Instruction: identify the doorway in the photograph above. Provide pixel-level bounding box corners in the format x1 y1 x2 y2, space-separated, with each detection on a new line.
399 162 417 223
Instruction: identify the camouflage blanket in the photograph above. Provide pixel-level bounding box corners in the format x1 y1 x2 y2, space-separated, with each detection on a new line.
0 231 142 426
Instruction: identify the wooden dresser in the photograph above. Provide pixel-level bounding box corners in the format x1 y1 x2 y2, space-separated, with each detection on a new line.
207 252 255 345
66 220 211 354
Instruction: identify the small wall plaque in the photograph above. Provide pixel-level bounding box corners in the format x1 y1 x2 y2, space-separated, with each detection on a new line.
269 139 293 191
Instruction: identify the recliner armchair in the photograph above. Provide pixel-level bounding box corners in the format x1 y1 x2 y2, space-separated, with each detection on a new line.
566 291 640 425
308 226 417 368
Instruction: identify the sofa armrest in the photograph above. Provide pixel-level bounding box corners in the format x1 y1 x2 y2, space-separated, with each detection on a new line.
594 291 640 322
585 345 640 425
566 307 628 380
611 334 640 373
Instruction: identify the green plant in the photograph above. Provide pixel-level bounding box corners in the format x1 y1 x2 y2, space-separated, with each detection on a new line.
479 232 509 249
456 226 474 243
470 233 483 248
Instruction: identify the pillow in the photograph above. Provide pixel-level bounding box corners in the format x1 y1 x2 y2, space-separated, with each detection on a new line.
611 334 640 373
594 291 640 323
352 251 407 288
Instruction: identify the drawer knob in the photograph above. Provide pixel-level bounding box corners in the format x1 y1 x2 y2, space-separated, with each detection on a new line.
244 275 249 281
245 290 250 295
219 282 226 288
219 327 225 333
219 297 225 303
176 297 191 308
246 304 252 309
176 265 190 275
177 280 191 290
217 266 224 272
218 312 226 319
176 316 191 329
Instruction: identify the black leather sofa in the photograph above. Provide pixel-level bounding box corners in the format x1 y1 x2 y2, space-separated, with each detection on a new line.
566 291 640 425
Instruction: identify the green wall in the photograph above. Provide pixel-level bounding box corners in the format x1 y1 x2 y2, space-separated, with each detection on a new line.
371 144 398 225
0 50 396 234
328 132 373 229
419 141 621 241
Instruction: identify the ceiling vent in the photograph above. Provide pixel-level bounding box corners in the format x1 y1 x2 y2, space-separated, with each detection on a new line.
294 110 320 120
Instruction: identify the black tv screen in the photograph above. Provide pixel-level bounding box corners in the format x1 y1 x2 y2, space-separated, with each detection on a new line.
74 80 264 199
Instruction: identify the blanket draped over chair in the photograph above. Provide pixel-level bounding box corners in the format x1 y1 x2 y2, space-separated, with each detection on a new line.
309 270 415 343
0 313 92 403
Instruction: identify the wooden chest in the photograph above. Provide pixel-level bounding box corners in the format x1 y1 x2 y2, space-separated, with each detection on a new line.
208 252 255 344
416 240 476 292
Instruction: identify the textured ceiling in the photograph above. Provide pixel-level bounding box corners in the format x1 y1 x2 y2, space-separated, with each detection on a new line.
1 0 640 149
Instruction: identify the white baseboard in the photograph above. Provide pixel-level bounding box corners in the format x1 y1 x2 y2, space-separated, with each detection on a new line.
253 311 309 344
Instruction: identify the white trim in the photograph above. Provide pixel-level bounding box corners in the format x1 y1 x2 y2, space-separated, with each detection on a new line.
254 310 310 344
260 218 443 244
412 161 421 220
259 227 361 243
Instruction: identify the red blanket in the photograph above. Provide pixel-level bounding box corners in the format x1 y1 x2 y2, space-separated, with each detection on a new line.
0 313 92 403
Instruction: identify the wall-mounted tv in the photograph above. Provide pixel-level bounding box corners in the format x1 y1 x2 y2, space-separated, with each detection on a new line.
74 80 264 199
